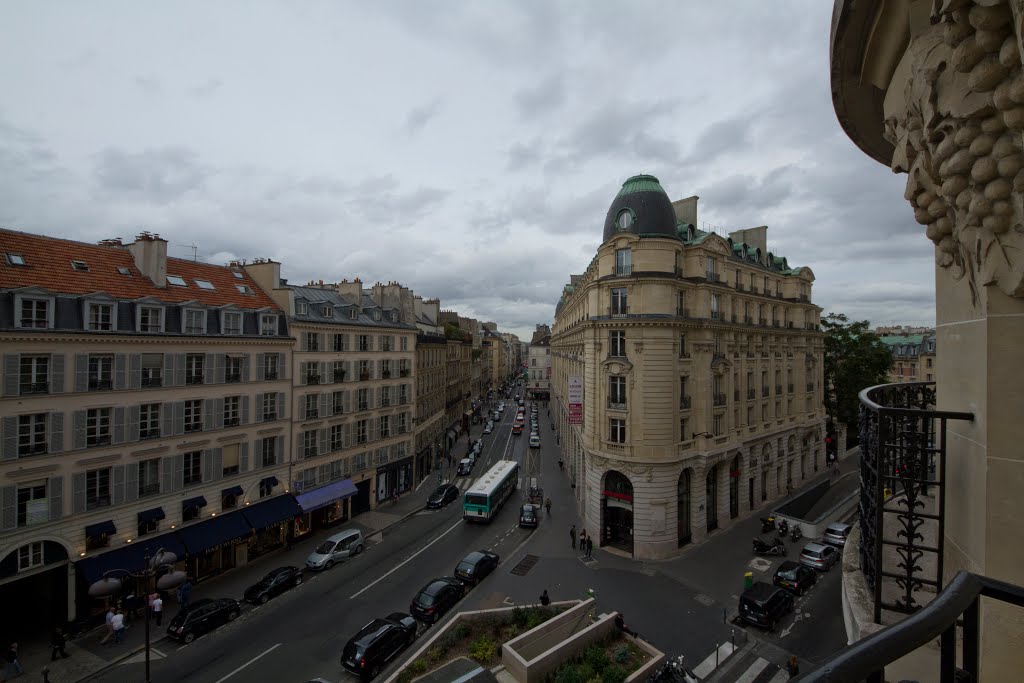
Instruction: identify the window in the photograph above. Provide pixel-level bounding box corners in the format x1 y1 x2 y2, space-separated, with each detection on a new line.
88 355 113 390
16 483 47 527
138 516 159 537
140 353 162 388
326 424 342 452
260 314 277 336
400 336 408 351
303 332 320 352
195 279 215 290
305 363 320 384
232 271 244 280
706 257 718 281
608 376 626 408
399 384 409 404
677 291 687 317
261 438 277 467
17 542 44 572
223 396 240 426
184 399 202 432
296 302 308 315
222 443 240 477
609 418 626 443
380 415 390 438
19 355 49 394
357 388 369 411
17 414 47 456
226 355 243 383
138 459 161 497
356 420 368 444
167 275 187 286
262 393 277 421
183 501 201 522
679 334 688 358
609 330 626 358
382 360 392 379
71 259 89 271
680 376 690 408
333 360 345 383
373 310 381 321
86 408 111 447
382 336 393 352
615 248 632 276
303 430 317 458
184 309 206 334
358 335 372 352
87 302 114 331
86 468 111 510
264 354 279 381
185 354 204 384
358 360 371 380
304 394 319 420
398 412 408 433
332 391 344 415
140 403 161 439
349 308 358 320
236 285 252 295
183 451 202 486
18 297 51 328
323 305 333 318
610 288 628 316
6 253 26 266
710 293 720 320
139 306 163 333
222 311 242 335
713 414 723 436
333 333 349 352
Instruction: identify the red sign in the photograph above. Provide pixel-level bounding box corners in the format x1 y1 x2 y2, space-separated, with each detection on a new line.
569 404 583 424
603 490 633 503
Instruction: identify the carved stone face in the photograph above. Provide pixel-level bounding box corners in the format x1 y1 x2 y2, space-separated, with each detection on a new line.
882 1 1024 299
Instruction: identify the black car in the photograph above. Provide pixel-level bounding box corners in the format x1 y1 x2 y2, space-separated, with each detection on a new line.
410 577 465 623
244 566 304 605
341 612 418 680
426 484 460 509
454 550 500 586
166 598 241 643
772 561 818 596
519 504 538 529
738 582 794 631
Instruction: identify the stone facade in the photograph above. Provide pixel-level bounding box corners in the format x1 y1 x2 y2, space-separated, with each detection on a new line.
527 326 552 400
879 332 937 384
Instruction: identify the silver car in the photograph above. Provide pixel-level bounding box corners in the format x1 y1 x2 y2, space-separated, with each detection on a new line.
823 522 851 547
799 542 839 571
306 529 364 571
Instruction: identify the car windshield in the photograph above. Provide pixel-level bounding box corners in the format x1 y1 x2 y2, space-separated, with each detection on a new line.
314 541 334 554
521 507 534 518
431 487 446 498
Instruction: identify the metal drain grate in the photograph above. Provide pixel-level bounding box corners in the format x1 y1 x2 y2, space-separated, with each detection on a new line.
509 554 540 576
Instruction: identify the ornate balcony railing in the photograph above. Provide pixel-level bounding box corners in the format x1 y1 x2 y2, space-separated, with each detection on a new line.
857 381 973 622
800 571 1024 683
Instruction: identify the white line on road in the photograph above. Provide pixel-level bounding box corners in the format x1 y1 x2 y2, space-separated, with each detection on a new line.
213 642 281 683
350 518 464 599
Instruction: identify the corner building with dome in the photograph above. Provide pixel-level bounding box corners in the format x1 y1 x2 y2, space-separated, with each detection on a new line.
550 175 827 559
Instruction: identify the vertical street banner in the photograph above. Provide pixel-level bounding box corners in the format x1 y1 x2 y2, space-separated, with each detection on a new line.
568 375 583 424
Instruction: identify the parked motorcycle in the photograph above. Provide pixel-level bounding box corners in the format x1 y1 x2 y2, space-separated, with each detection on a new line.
759 515 776 533
752 537 787 556
777 519 789 539
790 524 803 542
648 654 698 683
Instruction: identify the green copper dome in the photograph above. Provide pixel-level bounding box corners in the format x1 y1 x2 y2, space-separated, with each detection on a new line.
616 174 668 198
603 174 678 242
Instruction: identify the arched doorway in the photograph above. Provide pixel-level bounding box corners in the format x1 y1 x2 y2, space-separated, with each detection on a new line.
706 466 718 531
729 456 740 519
677 469 691 547
602 470 634 553
0 540 70 635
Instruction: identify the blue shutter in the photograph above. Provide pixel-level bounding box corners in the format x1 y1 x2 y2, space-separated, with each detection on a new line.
240 441 250 473
278 353 287 379
277 392 285 420
241 354 250 382
127 405 140 443
204 399 216 431
214 398 224 429
161 403 173 437
174 354 186 386
164 353 176 387
3 354 19 396
298 362 307 386
74 354 89 392
318 428 328 456
254 393 264 423
161 456 174 493
49 413 63 454
215 354 226 384
51 353 65 393
173 402 185 436
241 396 249 425
204 353 216 384
48 476 63 520
255 353 265 381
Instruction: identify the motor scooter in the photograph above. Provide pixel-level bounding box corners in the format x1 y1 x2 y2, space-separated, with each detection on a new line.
777 518 789 539
790 524 803 542
752 537 787 556
759 515 776 533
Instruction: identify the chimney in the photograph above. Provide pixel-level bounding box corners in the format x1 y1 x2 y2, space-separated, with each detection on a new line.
335 277 363 312
127 232 168 287
672 195 699 226
243 259 281 294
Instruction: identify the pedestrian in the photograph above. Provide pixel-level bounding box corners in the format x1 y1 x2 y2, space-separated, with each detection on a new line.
586 535 594 559
177 578 192 611
152 593 164 627
99 606 115 644
111 610 126 644
614 613 639 638
545 497 552 515
3 641 22 680
787 656 799 678
50 626 69 661
539 590 550 607
569 524 577 549
392 488 399 505
579 528 587 550
558 458 564 471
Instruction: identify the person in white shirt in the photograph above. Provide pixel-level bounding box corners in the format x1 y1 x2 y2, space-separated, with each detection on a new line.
152 594 163 626
111 610 126 644
100 607 115 644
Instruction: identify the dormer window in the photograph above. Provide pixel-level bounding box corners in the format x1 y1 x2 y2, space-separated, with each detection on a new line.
222 311 242 335
86 301 116 332
349 308 358 320
373 310 381 321
6 253 26 266
236 285 252 294
260 313 277 336
390 311 398 322
167 275 187 287
183 308 207 335
195 279 215 290
71 260 89 272
16 295 54 329
137 305 164 333
323 306 333 318
296 302 308 315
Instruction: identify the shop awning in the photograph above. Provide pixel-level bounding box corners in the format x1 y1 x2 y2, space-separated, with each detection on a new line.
295 479 358 513
221 485 244 498
137 508 165 524
182 496 207 510
76 532 186 584
85 520 116 538
177 511 252 555
260 476 279 488
242 494 302 529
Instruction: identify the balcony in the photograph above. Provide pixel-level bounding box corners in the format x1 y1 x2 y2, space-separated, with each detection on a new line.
772 320 780 327
615 264 632 276
677 307 690 318
306 374 321 385
678 350 690 359
19 443 47 456
786 321 794 329
225 372 241 383
359 372 370 381
705 272 720 283
751 286 759 294
185 375 203 386
758 318 767 326
223 416 240 427
399 395 408 404
262 411 277 421
20 381 49 395
358 402 369 412
265 370 279 381
140 428 160 440
712 393 727 407
382 370 391 379
607 399 626 410
89 378 113 390
86 435 112 448
747 388 756 400
710 311 721 321
736 283 746 292
141 376 162 388
400 369 410 377
333 371 345 383
608 305 629 318
680 395 692 410
762 387 769 398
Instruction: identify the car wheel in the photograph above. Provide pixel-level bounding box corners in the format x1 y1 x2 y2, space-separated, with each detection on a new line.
183 631 195 644
325 560 334 570
294 576 302 586
259 594 269 605
354 544 364 555
370 665 381 679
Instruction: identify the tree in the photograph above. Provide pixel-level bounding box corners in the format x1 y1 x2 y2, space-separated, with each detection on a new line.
821 313 893 434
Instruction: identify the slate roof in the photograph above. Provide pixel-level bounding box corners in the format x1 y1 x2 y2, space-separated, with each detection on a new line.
287 284 417 329
0 228 280 310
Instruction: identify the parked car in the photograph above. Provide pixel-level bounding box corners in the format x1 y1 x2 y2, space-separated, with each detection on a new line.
529 435 541 448
484 421 494 434
341 612 418 680
410 577 465 623
427 484 460 509
166 598 241 643
512 424 523 435
799 542 839 571
823 522 852 547
738 582 794 631
244 566 304 605
457 458 473 475
772 561 818 596
519 504 538 528
306 529 364 571
454 550 500 586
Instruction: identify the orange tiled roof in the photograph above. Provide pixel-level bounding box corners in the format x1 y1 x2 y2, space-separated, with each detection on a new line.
0 228 280 311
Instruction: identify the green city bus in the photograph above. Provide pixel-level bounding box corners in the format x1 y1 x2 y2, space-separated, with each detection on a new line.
463 460 520 522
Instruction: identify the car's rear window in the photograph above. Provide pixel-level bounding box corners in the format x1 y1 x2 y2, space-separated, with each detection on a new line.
456 561 473 573
418 592 437 606
803 549 821 559
778 567 798 581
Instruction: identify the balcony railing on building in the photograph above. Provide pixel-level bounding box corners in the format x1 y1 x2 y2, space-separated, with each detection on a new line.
712 393 726 407
706 271 720 283
759 318 767 326
609 305 628 318
747 388 755 400
680 395 692 410
607 399 626 410
677 307 690 318
615 264 632 276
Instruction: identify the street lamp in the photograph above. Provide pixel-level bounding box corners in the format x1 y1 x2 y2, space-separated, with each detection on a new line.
87 549 187 683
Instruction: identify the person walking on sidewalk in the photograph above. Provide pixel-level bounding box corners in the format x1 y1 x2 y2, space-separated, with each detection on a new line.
177 578 193 612
3 641 23 681
586 535 594 559
539 590 550 607
111 610 126 645
544 497 552 515
99 607 115 645
50 627 70 661
569 524 576 549
579 528 587 553
152 593 164 626
787 656 799 678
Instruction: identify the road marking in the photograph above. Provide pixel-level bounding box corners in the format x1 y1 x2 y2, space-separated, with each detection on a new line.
734 657 769 683
350 518 464 599
212 643 281 683
693 642 735 679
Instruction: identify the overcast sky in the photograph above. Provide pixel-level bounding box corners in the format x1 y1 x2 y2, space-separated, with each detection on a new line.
0 1 934 340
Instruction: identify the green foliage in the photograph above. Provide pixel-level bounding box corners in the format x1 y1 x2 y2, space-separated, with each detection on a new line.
512 606 529 628
409 659 428 675
397 670 415 683
613 645 631 664
438 631 460 651
554 664 584 683
584 644 610 674
525 609 547 629
601 665 628 683
425 647 443 665
469 635 497 664
454 622 471 640
502 624 520 640
821 313 894 431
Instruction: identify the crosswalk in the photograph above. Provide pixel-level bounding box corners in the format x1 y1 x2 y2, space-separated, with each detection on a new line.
691 645 790 683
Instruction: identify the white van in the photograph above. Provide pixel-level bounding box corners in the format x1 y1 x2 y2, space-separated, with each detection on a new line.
305 529 364 571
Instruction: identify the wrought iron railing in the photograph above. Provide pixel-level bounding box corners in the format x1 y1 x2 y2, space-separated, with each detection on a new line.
857 381 973 622
799 571 1024 683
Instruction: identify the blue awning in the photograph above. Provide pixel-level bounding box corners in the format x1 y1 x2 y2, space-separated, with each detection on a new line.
241 494 302 530
177 511 252 555
295 479 358 513
85 520 116 538
221 486 244 498
260 476 279 487
182 496 207 510
76 532 186 584
137 508 165 524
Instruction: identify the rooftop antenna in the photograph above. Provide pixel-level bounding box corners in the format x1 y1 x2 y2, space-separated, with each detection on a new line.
177 243 199 261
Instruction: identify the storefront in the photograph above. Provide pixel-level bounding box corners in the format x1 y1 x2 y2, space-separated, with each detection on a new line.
415 445 434 484
177 510 253 582
241 494 303 558
375 458 413 502
352 479 372 516
294 479 358 532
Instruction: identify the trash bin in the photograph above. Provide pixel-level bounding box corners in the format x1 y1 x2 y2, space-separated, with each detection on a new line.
744 572 753 589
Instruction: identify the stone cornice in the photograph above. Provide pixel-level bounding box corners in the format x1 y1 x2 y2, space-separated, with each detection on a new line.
5 463 60 479
0 331 295 347
75 453 122 467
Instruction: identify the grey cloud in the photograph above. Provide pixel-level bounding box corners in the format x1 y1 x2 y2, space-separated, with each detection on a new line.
405 99 441 134
189 79 223 98
93 147 209 204
514 73 567 118
685 116 755 165
506 140 544 171
554 98 680 167
133 76 161 95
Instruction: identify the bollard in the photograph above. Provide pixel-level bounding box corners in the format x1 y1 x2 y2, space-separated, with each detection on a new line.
744 571 753 589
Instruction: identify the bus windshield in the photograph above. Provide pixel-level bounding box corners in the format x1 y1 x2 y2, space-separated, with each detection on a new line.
464 494 488 508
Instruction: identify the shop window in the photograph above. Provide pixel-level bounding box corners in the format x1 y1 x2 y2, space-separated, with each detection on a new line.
138 518 159 537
